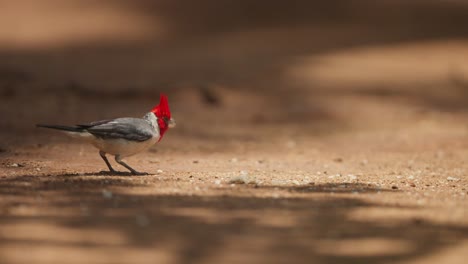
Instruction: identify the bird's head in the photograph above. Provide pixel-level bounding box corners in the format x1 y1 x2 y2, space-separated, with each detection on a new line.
151 94 175 140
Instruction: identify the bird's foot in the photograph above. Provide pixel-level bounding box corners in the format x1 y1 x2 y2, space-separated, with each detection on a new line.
98 170 113 175
98 170 131 176
131 171 149 176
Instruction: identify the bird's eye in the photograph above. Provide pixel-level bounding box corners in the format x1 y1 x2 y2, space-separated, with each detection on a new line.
163 117 169 123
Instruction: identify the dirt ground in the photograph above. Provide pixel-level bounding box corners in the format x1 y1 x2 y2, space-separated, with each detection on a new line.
1 1 468 264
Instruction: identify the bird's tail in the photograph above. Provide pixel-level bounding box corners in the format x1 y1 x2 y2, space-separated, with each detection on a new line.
36 124 85 132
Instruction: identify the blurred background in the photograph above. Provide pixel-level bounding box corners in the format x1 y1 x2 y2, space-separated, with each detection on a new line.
1 0 468 148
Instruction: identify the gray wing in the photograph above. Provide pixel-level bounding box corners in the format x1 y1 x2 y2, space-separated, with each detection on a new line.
78 118 154 142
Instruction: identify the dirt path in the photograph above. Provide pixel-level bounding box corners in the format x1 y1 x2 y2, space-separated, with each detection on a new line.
1 86 467 264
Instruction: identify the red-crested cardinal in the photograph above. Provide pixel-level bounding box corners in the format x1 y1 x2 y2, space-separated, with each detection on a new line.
37 94 175 175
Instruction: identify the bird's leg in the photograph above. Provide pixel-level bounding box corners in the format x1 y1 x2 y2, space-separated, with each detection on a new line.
115 155 147 175
99 151 116 173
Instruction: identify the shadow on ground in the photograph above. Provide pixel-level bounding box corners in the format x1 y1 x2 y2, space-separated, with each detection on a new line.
0 173 466 264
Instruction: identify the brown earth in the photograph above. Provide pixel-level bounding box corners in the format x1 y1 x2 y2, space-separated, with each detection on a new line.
1 1 468 264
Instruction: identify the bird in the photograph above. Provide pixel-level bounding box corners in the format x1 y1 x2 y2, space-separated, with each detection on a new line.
37 94 175 175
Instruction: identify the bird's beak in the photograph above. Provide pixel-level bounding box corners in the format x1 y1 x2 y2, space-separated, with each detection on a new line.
168 118 176 128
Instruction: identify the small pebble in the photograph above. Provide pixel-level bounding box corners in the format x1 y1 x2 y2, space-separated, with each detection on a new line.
156 169 163 173
447 177 459 181
229 174 249 184
392 185 399 190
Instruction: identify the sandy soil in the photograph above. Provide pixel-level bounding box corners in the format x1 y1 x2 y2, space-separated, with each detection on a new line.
1 82 467 264
1 1 468 264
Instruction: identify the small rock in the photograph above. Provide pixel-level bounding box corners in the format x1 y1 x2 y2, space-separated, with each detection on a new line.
410 183 416 187
8 163 24 168
447 177 459 181
391 185 399 190
333 158 343 163
229 173 249 184
348 174 357 181
193 160 199 164
291 180 300 186
214 180 221 185
156 169 163 173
